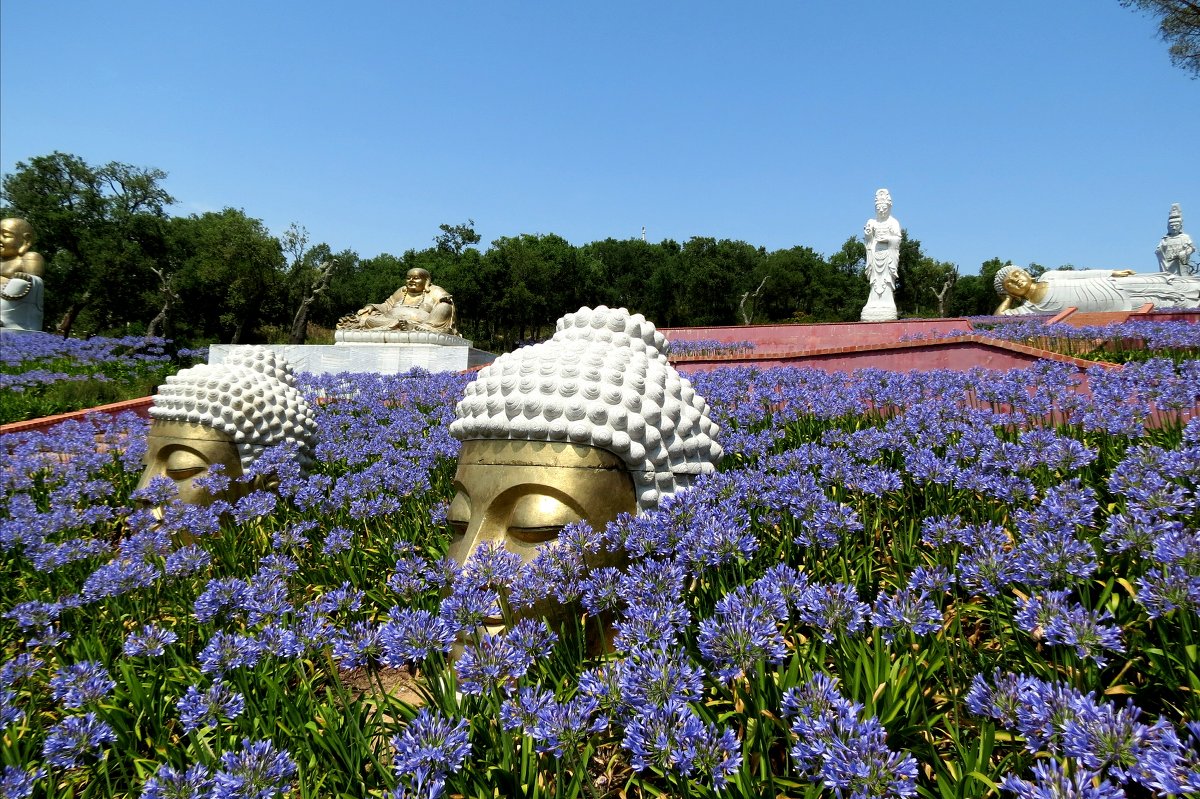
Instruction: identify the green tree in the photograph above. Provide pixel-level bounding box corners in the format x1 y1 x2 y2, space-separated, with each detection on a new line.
897 235 959 318
1121 0 1200 77
434 219 482 256
0 151 174 336
170 209 285 343
675 238 763 326
821 236 871 321
481 233 584 344
748 246 821 323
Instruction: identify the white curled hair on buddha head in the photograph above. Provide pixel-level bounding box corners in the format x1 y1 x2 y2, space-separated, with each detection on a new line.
148 347 318 470
994 264 1023 295
450 305 723 513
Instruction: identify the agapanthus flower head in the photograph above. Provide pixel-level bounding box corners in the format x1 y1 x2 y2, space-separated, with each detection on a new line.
0 765 45 799
380 608 458 666
1015 592 1125 667
438 585 500 630
612 596 691 652
211 738 297 799
193 576 251 625
783 673 918 799
41 711 117 768
1062 700 1160 784
580 566 625 615
1 689 25 733
140 762 213 799
998 758 1124 799
131 475 181 507
256 622 302 660
0 653 42 688
178 680 245 733
965 670 1044 728
871 588 943 643
1136 565 1200 619
392 709 471 798
3 600 61 630
197 630 261 676
797 582 869 643
619 647 706 710
312 581 364 616
1137 721 1200 796
698 587 788 681
457 540 522 592
321 525 354 556
333 621 384 669
907 565 954 595
50 660 115 709
81 557 161 602
164 544 211 578
500 688 608 757
456 633 528 695
504 617 558 662
124 624 179 658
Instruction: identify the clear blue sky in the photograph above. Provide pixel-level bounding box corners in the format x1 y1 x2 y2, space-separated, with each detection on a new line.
2 1 1196 275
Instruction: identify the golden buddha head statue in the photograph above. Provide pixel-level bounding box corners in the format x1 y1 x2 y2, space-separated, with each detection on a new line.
994 264 1034 299
447 305 722 579
0 218 35 259
405 267 431 295
136 348 318 508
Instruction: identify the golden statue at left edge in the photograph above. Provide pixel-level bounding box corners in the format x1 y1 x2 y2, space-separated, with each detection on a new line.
1 218 46 331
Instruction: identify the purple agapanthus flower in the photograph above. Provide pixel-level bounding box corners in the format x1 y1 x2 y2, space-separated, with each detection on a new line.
124 624 178 657
42 712 117 768
50 661 116 709
211 738 297 799
178 680 245 733
392 709 471 799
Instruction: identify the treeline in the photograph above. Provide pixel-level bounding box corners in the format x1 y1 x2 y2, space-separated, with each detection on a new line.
3 152 1013 351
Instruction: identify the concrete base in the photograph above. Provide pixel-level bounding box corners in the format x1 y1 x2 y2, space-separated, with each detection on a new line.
208 341 493 376
333 329 468 346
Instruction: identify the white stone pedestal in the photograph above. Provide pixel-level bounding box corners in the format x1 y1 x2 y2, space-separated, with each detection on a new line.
209 334 493 376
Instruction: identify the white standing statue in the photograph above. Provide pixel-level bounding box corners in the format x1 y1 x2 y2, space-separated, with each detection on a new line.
1157 204 1196 276
861 188 901 321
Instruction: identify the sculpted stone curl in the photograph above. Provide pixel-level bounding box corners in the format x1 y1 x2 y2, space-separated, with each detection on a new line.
449 305 723 512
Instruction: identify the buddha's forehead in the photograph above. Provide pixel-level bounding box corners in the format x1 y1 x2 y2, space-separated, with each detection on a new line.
147 420 234 444
457 439 626 469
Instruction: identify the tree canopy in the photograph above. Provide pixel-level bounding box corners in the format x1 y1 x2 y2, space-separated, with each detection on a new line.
5 151 1040 349
1121 0 1200 77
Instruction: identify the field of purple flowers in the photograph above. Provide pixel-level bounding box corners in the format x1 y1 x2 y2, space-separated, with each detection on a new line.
1 358 1198 798
920 317 1200 365
0 333 206 425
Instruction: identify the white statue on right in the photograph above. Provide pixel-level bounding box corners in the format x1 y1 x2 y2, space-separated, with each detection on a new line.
1157 204 1195 276
861 188 900 321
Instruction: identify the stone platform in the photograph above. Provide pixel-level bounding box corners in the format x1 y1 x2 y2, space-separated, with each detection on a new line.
209 334 494 376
